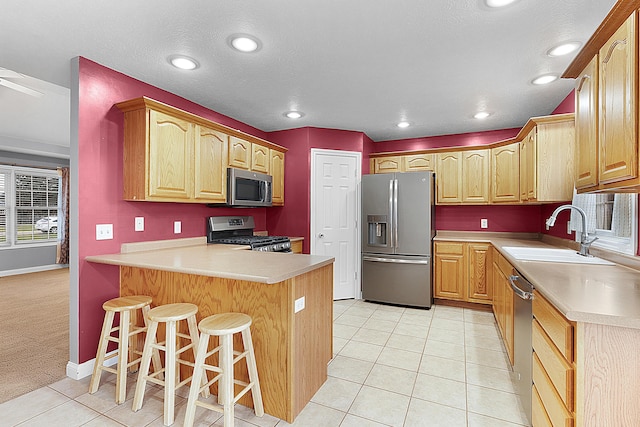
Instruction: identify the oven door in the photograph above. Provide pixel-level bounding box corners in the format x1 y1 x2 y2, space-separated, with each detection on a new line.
228 168 273 207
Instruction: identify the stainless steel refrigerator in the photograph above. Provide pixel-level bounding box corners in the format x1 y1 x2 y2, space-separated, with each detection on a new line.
361 171 435 308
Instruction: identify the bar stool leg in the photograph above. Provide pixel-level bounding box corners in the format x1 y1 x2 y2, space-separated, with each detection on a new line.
184 332 210 427
221 333 234 427
164 320 177 426
132 320 158 412
142 304 163 379
242 327 264 416
115 310 131 404
89 310 115 394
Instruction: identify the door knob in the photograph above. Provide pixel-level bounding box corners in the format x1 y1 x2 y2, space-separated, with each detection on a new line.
318 233 325 238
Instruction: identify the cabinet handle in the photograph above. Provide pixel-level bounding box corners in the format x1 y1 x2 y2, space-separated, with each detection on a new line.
602 38 627 64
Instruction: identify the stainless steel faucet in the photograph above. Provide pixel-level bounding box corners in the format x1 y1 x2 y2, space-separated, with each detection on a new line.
546 204 598 256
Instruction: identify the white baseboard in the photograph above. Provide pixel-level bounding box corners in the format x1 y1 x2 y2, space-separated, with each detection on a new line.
0 264 68 277
66 350 118 380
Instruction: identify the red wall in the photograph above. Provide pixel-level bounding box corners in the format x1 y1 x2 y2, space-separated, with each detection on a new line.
76 57 269 363
436 205 542 232
371 128 521 153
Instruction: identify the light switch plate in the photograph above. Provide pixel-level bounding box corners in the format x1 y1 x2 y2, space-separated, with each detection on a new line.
174 221 181 234
294 296 305 313
96 224 113 240
480 218 488 229
135 217 144 232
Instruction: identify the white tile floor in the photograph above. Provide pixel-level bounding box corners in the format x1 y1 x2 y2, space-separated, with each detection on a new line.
0 300 530 426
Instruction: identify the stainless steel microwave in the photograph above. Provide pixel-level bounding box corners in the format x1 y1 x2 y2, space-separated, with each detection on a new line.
226 167 272 207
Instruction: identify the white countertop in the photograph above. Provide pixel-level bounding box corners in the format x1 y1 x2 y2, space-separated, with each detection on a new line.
86 241 334 284
436 232 640 330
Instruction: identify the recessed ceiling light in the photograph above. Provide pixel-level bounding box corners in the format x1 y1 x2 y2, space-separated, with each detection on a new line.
547 42 582 57
168 55 199 70
397 121 411 128
474 112 491 120
228 34 262 53
485 0 517 7
284 111 304 119
532 74 559 85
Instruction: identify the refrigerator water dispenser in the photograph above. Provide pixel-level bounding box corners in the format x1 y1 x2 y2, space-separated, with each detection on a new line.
367 215 387 246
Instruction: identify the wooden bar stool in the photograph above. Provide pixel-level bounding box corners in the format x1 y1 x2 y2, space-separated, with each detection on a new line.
184 312 264 427
132 302 206 426
89 295 160 404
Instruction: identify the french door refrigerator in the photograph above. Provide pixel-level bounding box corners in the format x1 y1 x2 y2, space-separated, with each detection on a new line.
361 171 435 308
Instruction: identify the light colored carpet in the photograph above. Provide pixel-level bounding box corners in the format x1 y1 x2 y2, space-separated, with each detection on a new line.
0 268 69 404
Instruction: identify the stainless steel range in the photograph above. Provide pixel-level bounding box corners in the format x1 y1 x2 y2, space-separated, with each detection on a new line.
207 216 291 252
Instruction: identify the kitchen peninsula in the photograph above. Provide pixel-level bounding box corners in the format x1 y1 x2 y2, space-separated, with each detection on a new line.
86 238 334 423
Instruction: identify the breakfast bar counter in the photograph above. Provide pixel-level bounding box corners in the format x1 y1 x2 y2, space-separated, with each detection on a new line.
86 238 335 423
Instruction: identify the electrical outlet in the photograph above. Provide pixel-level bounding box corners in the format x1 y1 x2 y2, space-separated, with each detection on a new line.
294 296 305 313
96 224 113 240
174 221 181 234
480 218 488 229
134 217 144 232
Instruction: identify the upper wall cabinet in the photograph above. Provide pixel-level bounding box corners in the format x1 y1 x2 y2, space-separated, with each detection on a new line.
229 136 252 170
565 6 640 193
437 149 490 205
270 149 285 206
436 151 463 204
372 156 402 173
491 142 520 203
116 97 287 204
371 153 434 174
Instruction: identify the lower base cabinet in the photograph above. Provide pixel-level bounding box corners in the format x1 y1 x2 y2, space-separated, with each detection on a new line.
433 241 492 304
492 248 514 365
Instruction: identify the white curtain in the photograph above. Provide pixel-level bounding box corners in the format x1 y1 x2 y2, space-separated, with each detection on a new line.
611 194 632 237
570 190 597 234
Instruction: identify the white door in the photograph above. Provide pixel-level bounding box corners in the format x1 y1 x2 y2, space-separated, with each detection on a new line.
311 149 361 300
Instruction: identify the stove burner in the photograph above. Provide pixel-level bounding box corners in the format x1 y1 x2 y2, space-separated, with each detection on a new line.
207 216 292 252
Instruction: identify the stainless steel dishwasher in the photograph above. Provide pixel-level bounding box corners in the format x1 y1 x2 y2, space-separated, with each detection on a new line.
509 271 534 425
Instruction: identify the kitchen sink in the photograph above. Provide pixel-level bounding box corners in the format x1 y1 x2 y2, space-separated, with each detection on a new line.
501 246 615 265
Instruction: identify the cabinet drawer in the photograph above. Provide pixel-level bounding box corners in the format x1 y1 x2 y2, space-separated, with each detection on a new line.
533 291 574 361
533 320 574 409
533 353 573 427
532 384 554 427
434 241 464 255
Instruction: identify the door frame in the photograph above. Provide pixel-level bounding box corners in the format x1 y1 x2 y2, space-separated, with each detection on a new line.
310 148 362 299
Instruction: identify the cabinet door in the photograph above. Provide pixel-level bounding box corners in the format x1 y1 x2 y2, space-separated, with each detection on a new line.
575 56 599 190
403 153 434 171
193 125 228 202
251 144 270 173
525 130 537 201
436 152 463 204
468 243 492 303
228 136 251 170
373 157 402 173
536 121 575 202
599 13 637 184
434 242 466 300
148 110 193 199
270 149 285 206
491 143 520 203
462 149 490 204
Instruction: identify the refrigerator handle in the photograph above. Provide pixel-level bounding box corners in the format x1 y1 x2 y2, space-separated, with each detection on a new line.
389 179 394 248
393 179 398 249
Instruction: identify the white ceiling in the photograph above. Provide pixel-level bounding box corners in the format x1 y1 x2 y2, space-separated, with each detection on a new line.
0 0 617 149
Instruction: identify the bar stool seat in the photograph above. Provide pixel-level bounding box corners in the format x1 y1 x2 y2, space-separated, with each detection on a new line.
184 312 264 427
132 302 206 426
89 295 159 404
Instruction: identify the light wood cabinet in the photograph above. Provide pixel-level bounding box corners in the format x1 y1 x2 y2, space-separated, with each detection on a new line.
403 153 434 171
462 149 490 204
436 152 463 204
434 241 466 300
229 136 252 170
491 142 520 203
270 149 285 206
372 156 402 174
290 239 303 254
194 125 228 202
251 144 270 173
519 116 575 203
599 12 637 185
492 248 514 365
575 56 599 191
532 290 575 427
434 241 492 304
116 97 287 204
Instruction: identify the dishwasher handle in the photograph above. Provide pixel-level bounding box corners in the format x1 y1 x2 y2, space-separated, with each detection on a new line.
509 275 534 300
362 255 430 265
